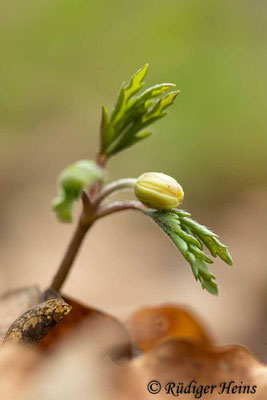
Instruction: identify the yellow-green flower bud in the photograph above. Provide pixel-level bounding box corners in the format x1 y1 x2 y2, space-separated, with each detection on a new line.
134 172 184 210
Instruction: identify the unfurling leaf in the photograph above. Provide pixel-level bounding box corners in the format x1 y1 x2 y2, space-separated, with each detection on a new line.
100 64 179 157
52 160 104 222
147 209 233 295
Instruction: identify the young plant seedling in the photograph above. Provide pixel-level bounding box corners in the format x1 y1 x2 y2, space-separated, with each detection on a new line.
52 64 233 296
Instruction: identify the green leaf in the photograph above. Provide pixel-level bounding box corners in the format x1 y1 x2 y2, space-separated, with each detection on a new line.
180 217 233 265
52 160 104 223
181 216 217 237
147 209 233 295
111 64 149 125
100 106 115 151
114 130 152 153
100 64 179 157
135 83 176 103
142 91 180 123
172 209 191 218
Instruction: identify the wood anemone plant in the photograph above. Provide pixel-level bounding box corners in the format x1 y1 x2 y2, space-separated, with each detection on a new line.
51 64 233 296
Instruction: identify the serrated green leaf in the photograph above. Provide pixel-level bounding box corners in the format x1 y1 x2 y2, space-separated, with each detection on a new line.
173 225 203 249
100 65 179 157
107 91 179 156
52 160 104 223
171 231 218 295
172 209 191 217
124 64 148 96
100 106 115 150
183 225 203 250
109 130 153 155
212 237 233 265
147 209 233 295
198 275 218 295
136 83 176 103
149 210 218 295
197 234 233 265
188 243 213 263
111 64 149 125
142 91 180 123
180 216 233 265
181 217 218 237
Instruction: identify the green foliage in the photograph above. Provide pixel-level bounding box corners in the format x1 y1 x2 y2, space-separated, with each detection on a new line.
53 160 104 222
100 64 179 157
148 209 233 295
50 64 233 296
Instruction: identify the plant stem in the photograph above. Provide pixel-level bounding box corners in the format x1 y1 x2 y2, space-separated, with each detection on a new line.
89 153 108 198
93 178 136 208
50 200 145 292
50 216 94 292
51 152 108 292
95 201 145 219
50 198 145 292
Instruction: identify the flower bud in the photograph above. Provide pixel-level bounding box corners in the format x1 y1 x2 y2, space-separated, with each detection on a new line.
134 172 184 210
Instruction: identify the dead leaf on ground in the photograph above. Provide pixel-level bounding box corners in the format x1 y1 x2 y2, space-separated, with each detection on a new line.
3 298 71 345
24 321 112 400
127 304 212 352
112 339 267 399
39 295 133 359
0 286 41 342
0 344 39 400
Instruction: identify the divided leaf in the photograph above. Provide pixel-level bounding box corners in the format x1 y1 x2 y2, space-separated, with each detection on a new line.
111 64 149 125
148 209 233 295
181 216 233 266
52 160 104 222
100 64 179 157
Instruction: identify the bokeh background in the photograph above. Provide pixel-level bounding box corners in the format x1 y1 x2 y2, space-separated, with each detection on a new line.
0 0 266 360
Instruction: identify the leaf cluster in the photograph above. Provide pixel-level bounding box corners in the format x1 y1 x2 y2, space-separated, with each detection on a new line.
148 209 233 295
100 64 179 157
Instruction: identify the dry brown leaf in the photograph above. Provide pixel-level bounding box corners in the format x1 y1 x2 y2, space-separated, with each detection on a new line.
39 296 133 359
0 286 41 342
111 339 267 399
3 298 71 345
127 304 211 351
0 344 39 400
22 324 267 400
3 291 263 400
24 316 135 400
24 321 112 400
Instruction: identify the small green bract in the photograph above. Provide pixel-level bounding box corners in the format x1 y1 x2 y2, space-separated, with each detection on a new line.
53 160 104 222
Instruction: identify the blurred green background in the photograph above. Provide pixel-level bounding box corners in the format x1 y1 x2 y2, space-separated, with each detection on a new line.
1 0 266 198
0 0 266 359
